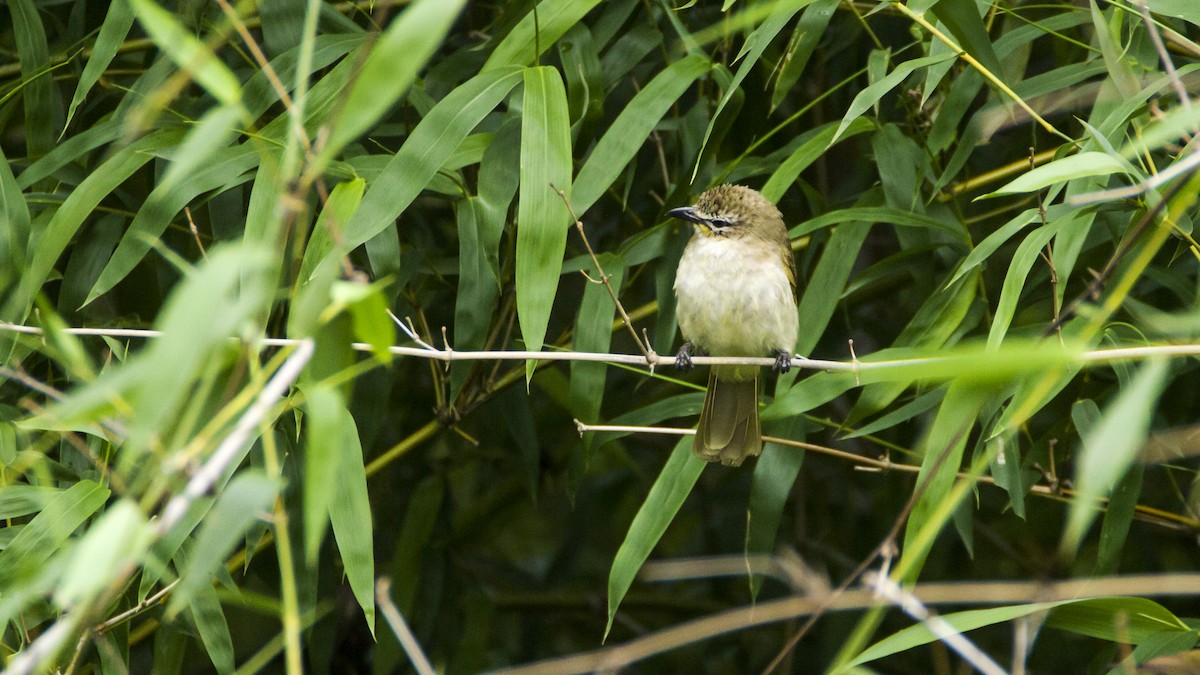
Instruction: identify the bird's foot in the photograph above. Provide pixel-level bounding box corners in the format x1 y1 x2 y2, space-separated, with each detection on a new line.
675 342 695 371
772 349 793 374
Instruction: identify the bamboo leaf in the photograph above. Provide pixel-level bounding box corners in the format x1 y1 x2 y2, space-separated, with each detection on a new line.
128 0 242 105
516 66 573 374
323 0 466 154
168 472 278 617
328 397 376 634
606 438 705 639
1063 359 1169 558
483 0 606 72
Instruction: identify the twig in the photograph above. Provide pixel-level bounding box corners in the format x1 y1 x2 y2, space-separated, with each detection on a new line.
376 578 436 675
868 572 1008 675
7 321 1200 372
156 339 312 535
1138 0 1192 123
552 184 658 366
487 572 1200 675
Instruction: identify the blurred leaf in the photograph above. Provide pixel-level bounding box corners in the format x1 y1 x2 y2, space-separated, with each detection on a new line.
606 437 705 639
54 499 150 608
160 103 247 192
290 178 366 336
1146 0 1200 25
188 584 234 675
516 66 573 376
323 0 466 154
1063 359 1169 558
301 384 342 563
128 0 241 105
900 381 988 581
169 472 278 617
331 280 396 364
0 484 61 519
0 480 110 588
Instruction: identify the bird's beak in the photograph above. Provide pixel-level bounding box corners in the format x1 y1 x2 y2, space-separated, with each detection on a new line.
667 206 704 224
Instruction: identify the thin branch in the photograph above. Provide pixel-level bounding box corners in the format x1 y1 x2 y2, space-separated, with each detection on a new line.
489 572 1200 675
553 184 658 365
376 578 436 675
6 321 1200 373
868 572 1007 675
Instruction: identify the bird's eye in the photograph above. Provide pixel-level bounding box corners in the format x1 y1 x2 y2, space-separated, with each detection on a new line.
709 217 734 229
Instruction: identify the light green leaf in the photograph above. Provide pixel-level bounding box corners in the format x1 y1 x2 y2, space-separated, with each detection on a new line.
900 382 988 580
328 398 376 634
1063 359 1169 557
0 480 111 588
572 54 711 215
128 0 242 105
306 67 524 282
169 472 278 617
323 0 466 154
55 500 150 608
831 53 955 144
983 152 1130 198
66 0 137 129
516 66 573 375
606 438 706 639
483 0 606 72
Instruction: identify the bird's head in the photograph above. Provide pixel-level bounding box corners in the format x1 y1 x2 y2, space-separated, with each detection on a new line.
667 184 784 240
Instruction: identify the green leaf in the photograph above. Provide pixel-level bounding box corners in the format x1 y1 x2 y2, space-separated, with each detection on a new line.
128 0 242 105
606 438 706 639
848 597 1189 668
570 253 626 465
66 0 137 129
169 472 278 617
300 384 342 563
328 398 376 634
87 146 260 305
290 178 366 336
746 423 804 597
19 126 186 315
794 221 871 356
9 0 53 160
693 0 816 179
306 67 524 282
900 381 988 580
55 500 150 608
831 53 955 144
1145 0 1200 27
771 0 839 111
0 480 111 588
929 0 1006 81
188 585 235 675
1063 359 1169 557
572 54 711 215
983 152 1130 198
483 0 606 72
763 118 874 202
323 0 466 154
516 66 573 375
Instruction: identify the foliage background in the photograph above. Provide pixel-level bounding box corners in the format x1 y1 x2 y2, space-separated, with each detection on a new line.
3 0 1200 672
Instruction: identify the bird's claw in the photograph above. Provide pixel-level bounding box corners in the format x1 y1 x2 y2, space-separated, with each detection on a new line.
675 343 695 371
772 350 793 374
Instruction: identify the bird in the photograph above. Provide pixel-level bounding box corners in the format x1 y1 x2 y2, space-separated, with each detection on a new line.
670 184 798 466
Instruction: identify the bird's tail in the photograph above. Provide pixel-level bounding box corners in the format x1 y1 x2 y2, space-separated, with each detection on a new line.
695 368 761 466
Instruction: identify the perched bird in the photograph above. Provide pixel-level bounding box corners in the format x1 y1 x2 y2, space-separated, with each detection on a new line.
670 185 798 466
